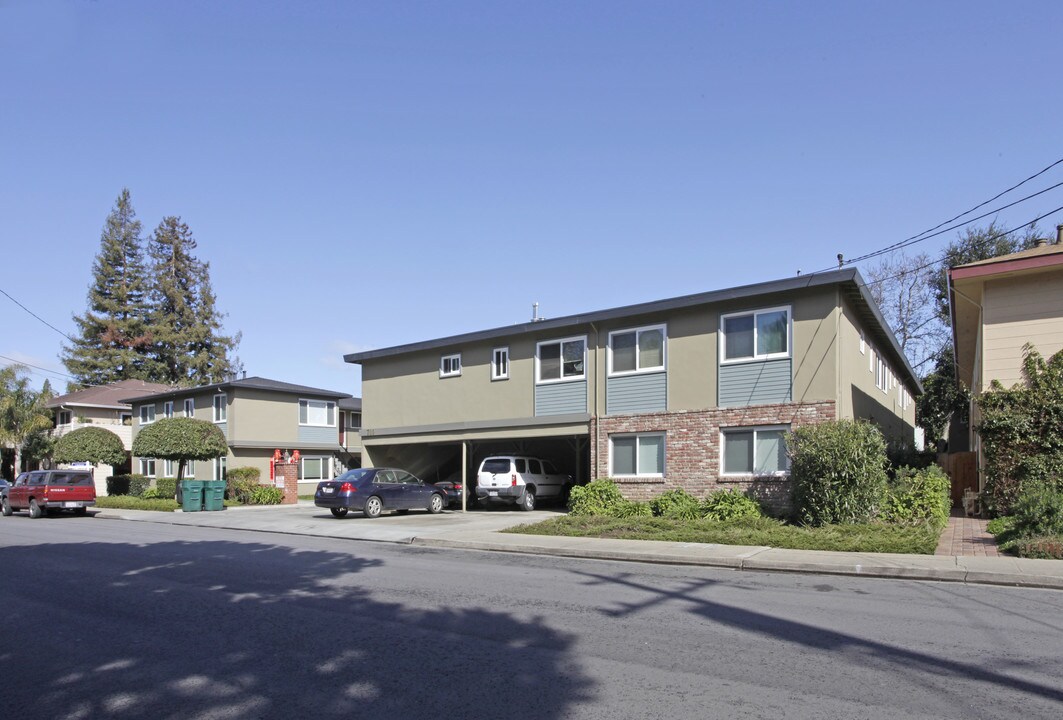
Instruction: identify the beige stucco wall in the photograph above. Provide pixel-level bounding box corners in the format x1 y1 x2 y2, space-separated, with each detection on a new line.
982 271 1063 389
229 388 300 444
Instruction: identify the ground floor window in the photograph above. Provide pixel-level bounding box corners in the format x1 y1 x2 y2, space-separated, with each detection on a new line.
300 456 330 481
213 456 227 481
139 458 156 478
163 460 194 478
721 425 790 476
610 432 665 477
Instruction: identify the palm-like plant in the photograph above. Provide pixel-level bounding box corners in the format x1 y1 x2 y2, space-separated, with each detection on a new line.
0 365 53 475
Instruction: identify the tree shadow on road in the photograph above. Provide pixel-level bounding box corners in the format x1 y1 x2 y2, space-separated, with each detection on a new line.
0 538 594 719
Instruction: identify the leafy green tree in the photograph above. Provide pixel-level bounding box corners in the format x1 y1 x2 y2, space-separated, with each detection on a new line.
62 189 155 388
54 426 127 467
146 216 241 386
0 365 53 476
132 417 228 485
916 345 970 448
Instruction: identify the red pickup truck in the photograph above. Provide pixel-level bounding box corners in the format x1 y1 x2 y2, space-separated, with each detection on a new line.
2 469 96 518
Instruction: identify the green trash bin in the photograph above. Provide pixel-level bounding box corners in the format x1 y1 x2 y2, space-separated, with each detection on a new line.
204 480 226 511
180 480 205 512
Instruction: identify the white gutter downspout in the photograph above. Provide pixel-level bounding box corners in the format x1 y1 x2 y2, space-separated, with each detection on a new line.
590 322 600 481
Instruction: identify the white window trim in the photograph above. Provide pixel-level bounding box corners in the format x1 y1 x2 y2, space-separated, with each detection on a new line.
213 455 227 481
139 405 156 425
139 458 156 478
57 410 72 426
348 411 361 429
492 347 510 381
720 424 791 478
440 353 462 378
535 335 588 385
859 330 866 355
213 394 227 423
183 399 195 417
719 305 792 365
609 432 666 478
163 401 174 419
607 324 667 376
300 455 329 481
299 398 337 427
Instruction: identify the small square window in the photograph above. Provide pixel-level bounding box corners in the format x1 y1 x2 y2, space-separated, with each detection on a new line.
183 399 195 417
440 353 462 378
140 405 156 425
163 401 174 419
213 394 227 422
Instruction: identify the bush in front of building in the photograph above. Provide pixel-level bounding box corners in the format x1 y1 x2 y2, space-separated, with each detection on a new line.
789 419 889 526
701 488 763 521
155 477 177 498
106 474 150 497
226 466 262 503
247 486 283 505
650 488 702 519
879 465 951 531
568 479 629 516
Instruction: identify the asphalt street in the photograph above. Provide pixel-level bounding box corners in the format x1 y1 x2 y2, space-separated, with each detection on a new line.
2 515 1062 719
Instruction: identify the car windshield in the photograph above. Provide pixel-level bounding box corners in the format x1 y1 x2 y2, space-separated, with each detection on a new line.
334 468 372 482
481 459 510 474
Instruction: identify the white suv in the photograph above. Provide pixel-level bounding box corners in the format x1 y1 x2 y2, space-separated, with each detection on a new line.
476 456 571 511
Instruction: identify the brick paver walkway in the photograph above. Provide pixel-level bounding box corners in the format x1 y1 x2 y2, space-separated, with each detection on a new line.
935 508 1000 557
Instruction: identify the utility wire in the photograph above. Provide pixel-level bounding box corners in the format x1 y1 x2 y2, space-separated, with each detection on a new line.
0 286 76 343
884 154 1063 251
0 353 78 383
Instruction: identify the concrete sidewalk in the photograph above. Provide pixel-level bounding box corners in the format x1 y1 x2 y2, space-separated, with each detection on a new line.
92 502 1063 591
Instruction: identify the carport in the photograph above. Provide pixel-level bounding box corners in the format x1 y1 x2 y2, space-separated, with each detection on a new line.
359 414 590 511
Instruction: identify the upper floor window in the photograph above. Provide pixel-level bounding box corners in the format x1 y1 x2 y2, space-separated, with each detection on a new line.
57 410 72 425
537 336 586 383
609 325 666 375
348 411 361 429
492 347 510 380
183 399 195 417
440 353 462 378
300 399 336 427
721 425 790 476
720 306 790 363
139 405 156 425
213 394 227 423
163 401 174 419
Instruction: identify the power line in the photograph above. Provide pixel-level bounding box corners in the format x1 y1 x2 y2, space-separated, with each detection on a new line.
0 286 76 343
0 354 77 382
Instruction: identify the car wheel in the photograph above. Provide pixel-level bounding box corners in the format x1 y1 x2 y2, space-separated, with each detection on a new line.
1 498 12 516
330 508 349 518
519 489 535 512
29 499 43 519
428 493 444 514
364 496 383 519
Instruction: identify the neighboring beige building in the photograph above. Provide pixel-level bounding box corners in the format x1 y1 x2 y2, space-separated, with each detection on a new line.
124 376 359 495
346 269 920 511
949 226 1063 490
46 379 172 495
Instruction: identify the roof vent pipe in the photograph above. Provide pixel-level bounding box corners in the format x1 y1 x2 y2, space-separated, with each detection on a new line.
531 302 541 322
1057 224 1063 245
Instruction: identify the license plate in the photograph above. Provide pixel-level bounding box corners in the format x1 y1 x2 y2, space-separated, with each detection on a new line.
323 487 334 494
488 491 498 497
63 502 79 508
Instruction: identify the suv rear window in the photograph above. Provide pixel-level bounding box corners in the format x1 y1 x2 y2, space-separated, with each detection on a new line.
51 473 94 485
481 459 511 474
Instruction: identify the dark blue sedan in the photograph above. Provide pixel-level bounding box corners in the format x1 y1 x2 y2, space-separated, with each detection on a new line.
315 468 446 519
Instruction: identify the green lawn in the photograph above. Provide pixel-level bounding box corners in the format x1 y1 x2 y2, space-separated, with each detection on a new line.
95 495 179 512
504 515 941 554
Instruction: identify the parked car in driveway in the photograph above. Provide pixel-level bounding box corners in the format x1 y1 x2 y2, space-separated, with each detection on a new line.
2 470 96 518
315 467 446 518
476 455 571 511
428 472 471 508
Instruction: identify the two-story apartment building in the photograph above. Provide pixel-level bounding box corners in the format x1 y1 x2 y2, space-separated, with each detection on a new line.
124 376 360 495
345 269 920 510
949 226 1063 491
47 379 172 495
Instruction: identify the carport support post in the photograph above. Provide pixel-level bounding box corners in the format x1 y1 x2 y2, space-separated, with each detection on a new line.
461 441 468 513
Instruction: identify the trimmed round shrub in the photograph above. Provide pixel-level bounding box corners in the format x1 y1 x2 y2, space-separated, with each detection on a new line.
54 426 127 467
128 474 150 498
568 479 627 516
155 477 177 499
701 488 762 521
790 420 888 526
650 488 701 519
880 465 951 530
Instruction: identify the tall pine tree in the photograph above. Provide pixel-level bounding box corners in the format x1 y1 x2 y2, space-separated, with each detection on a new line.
61 189 155 388
146 216 240 386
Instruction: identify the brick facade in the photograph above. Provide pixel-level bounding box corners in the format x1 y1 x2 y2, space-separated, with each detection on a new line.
273 461 299 505
591 401 836 513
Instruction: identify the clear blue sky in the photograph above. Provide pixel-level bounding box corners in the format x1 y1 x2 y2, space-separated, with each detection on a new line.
3 1 1062 395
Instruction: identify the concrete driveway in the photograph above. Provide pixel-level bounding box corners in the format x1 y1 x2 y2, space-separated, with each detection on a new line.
95 500 563 544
